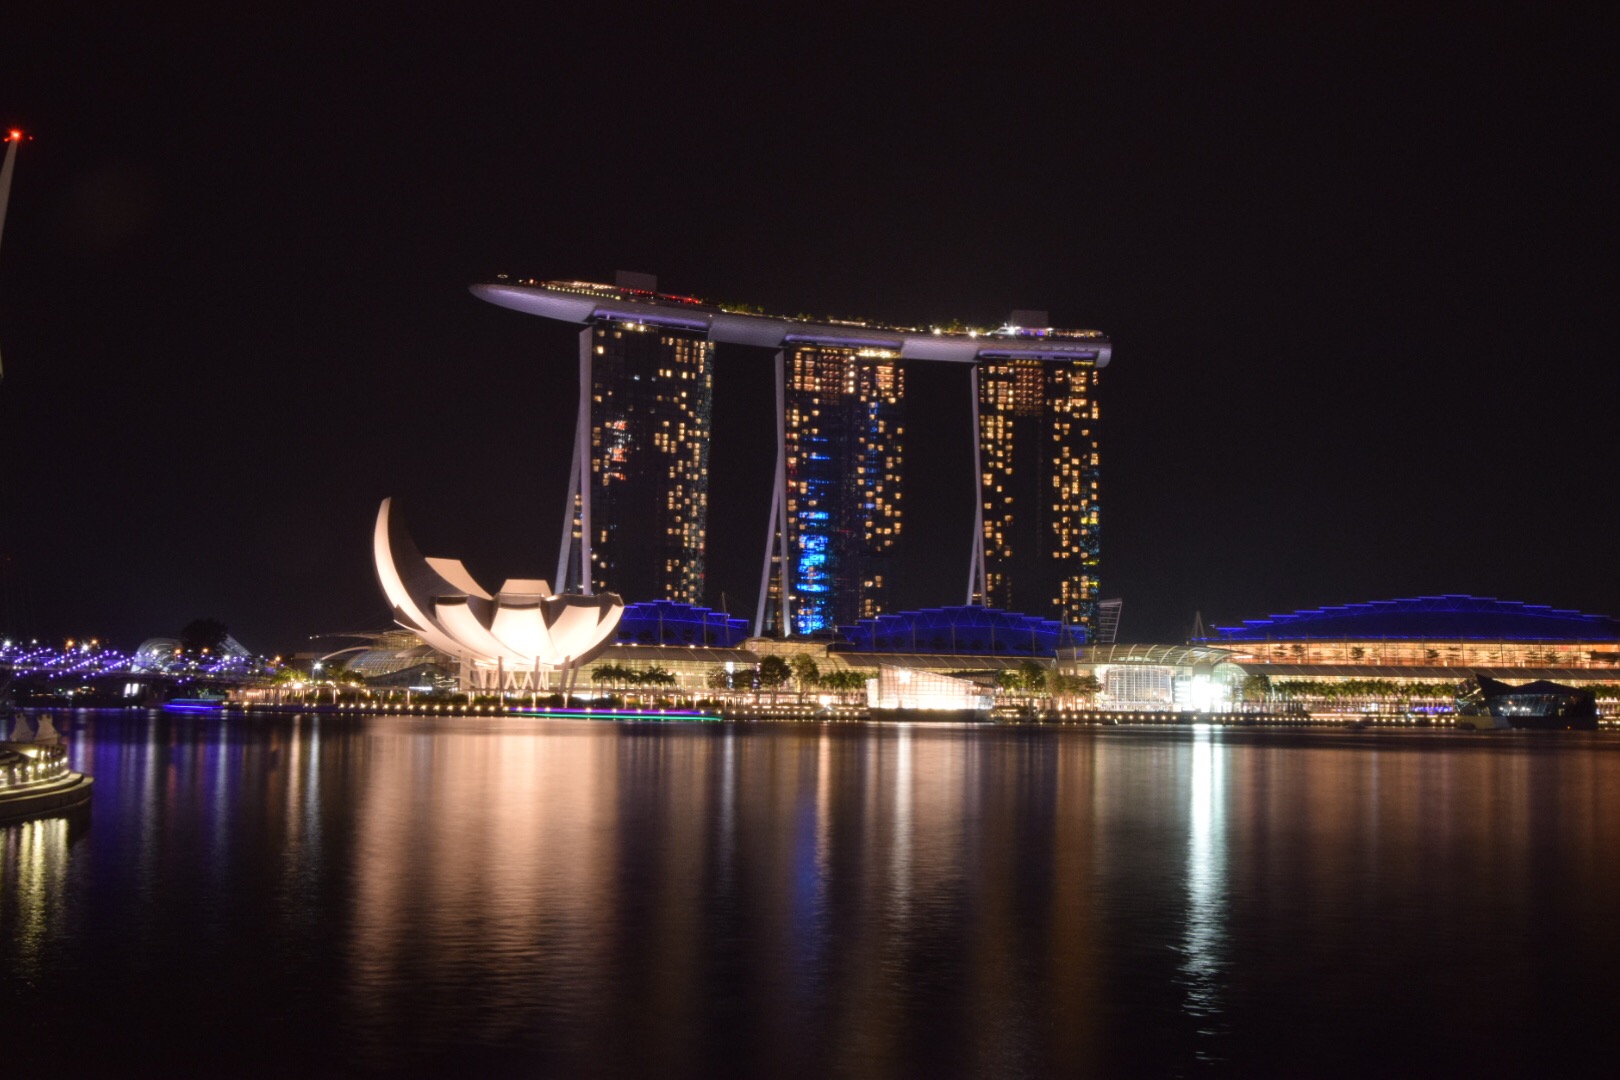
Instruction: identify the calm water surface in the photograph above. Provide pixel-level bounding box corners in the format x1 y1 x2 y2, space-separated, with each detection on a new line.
4 713 1620 1077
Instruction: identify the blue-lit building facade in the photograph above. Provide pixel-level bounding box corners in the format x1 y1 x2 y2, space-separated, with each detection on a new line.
615 601 750 648
768 345 904 635
840 606 1083 657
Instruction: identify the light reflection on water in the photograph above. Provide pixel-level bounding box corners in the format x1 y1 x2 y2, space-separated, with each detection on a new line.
0 815 74 986
5 714 1620 1077
1182 724 1228 1057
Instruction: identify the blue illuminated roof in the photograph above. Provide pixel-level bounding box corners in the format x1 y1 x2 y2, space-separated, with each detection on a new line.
1208 595 1620 642
839 606 1085 656
615 601 751 648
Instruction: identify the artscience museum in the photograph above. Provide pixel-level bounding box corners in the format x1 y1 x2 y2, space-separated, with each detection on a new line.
373 498 624 693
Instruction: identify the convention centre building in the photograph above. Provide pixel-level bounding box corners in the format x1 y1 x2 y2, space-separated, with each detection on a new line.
1057 595 1620 716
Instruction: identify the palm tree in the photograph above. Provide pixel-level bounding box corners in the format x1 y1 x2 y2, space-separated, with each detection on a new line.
640 666 676 687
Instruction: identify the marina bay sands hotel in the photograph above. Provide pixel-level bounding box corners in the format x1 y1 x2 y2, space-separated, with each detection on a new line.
473 274 1112 640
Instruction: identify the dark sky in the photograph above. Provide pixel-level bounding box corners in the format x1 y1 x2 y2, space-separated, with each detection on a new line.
2 5 1614 653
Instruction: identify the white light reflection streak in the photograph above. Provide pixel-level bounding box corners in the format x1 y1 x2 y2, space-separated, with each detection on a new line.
890 724 913 917
5 817 70 983
816 727 832 879
303 716 323 860
719 728 736 887
1182 724 1228 1051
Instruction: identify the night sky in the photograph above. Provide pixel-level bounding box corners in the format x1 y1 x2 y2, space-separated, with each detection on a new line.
3 6 1614 654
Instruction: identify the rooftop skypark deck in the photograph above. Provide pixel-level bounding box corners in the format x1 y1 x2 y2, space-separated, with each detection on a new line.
471 277 1112 364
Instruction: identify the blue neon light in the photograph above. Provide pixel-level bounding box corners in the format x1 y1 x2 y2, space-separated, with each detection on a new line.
1206 595 1620 642
839 606 1086 656
616 601 751 647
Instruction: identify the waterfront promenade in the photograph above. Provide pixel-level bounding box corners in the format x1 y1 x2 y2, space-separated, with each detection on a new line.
84 698 1606 729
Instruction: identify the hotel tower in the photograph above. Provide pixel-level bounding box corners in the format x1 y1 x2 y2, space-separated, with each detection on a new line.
762 344 904 635
974 355 1101 633
558 293 714 605
473 277 1109 637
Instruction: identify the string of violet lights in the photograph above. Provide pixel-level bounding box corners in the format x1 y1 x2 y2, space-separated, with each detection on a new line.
0 641 270 679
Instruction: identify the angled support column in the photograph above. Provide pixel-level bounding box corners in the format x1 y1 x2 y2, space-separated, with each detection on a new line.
557 389 582 592
967 364 987 605
557 324 595 595
754 349 793 637
753 470 778 638
0 131 21 380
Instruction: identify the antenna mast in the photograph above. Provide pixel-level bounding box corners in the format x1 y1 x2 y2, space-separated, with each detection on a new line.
0 129 26 380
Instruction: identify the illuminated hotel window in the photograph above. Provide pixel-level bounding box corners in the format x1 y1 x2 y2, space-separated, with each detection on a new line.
978 356 1102 629
566 320 714 604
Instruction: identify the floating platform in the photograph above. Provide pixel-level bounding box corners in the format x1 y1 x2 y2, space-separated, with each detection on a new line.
0 741 94 822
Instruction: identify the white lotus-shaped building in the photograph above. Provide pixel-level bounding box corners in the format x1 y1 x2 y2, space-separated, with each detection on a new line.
373 498 624 690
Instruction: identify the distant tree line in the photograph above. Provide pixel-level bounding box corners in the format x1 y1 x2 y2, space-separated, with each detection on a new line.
698 655 875 695
590 663 677 687
1265 678 1467 702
